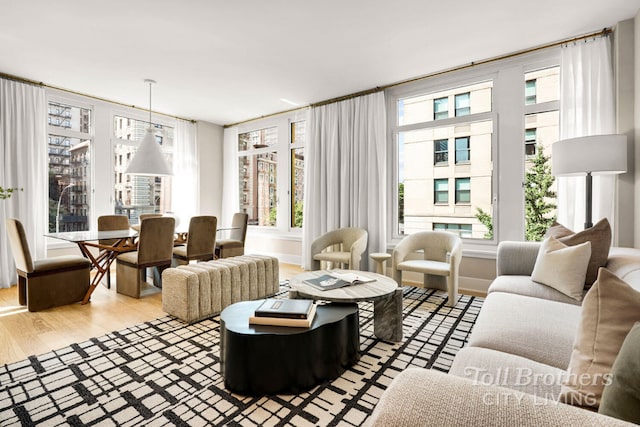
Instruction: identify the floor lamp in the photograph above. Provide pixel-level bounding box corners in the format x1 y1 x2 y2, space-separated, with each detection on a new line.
552 134 627 229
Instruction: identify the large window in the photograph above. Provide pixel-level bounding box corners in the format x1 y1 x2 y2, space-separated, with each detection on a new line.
112 116 174 224
396 81 493 239
290 121 306 228
47 101 92 232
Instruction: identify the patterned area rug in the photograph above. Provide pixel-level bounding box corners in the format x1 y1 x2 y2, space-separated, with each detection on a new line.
0 285 483 426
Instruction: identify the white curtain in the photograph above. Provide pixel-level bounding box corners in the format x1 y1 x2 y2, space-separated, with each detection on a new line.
172 119 198 227
221 126 239 226
558 36 615 232
302 91 387 271
0 79 47 288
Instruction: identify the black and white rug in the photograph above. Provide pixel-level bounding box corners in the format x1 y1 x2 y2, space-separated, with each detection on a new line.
0 285 483 426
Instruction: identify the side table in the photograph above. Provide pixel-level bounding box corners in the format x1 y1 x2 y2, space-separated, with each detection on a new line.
370 252 392 275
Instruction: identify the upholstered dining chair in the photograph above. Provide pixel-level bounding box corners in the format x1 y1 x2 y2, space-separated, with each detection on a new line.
172 215 217 265
309 227 368 271
215 212 248 258
392 231 462 307
130 213 163 232
98 214 131 288
116 216 175 298
5 218 91 312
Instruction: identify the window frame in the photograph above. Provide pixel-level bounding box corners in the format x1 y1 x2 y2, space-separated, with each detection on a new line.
454 136 470 164
434 178 449 204
434 139 449 165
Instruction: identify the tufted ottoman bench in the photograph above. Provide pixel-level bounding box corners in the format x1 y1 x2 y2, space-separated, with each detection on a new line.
162 255 280 323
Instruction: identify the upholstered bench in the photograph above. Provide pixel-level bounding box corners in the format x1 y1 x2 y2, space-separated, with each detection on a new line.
161 255 280 323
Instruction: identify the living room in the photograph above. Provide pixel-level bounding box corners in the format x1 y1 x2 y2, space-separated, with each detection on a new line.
2 1 640 425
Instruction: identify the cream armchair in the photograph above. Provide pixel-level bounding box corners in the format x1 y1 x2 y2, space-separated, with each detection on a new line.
310 227 368 271
392 231 462 307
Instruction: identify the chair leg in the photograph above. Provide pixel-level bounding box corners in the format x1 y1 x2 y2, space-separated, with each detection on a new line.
18 276 27 305
446 277 457 307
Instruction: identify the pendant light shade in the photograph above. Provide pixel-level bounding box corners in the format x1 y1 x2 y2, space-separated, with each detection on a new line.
124 79 173 176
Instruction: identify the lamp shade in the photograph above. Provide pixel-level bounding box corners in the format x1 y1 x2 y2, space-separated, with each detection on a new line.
552 134 627 177
124 128 173 176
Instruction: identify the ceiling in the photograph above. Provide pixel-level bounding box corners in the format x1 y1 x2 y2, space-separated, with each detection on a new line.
1 1 639 126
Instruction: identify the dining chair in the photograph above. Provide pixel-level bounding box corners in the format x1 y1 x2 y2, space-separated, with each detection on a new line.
97 214 131 289
116 216 175 298
215 212 248 258
5 218 91 312
391 230 462 307
309 227 368 271
130 213 163 232
172 215 217 265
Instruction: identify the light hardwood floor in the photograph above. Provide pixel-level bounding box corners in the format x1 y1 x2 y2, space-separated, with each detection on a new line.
0 263 304 365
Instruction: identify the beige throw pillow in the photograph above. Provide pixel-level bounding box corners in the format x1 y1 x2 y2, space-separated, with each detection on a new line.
544 218 611 286
531 237 591 301
560 268 640 409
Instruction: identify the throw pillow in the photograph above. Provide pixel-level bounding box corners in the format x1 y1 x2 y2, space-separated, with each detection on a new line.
531 237 591 301
544 218 611 286
560 268 640 409
599 322 640 424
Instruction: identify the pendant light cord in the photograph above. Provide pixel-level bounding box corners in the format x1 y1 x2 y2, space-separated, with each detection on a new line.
144 78 156 127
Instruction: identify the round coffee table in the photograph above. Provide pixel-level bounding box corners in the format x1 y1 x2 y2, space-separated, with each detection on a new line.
220 300 360 395
289 270 403 342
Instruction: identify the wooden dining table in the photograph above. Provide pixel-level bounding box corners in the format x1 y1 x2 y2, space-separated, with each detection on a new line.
45 229 138 304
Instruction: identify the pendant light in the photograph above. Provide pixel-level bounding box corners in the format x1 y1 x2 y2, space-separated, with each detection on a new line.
124 79 173 176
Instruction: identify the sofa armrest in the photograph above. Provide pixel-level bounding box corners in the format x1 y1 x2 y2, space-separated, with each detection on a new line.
367 368 633 427
496 241 541 276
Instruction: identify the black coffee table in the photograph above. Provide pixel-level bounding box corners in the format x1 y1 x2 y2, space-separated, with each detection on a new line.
220 300 360 395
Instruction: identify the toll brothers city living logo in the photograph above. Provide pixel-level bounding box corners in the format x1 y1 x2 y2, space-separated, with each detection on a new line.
463 367 613 407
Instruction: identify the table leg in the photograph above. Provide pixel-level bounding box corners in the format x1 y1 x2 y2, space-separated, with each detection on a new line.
373 288 403 342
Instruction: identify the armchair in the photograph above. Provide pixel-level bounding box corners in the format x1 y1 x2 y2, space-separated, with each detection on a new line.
310 227 368 271
392 231 462 307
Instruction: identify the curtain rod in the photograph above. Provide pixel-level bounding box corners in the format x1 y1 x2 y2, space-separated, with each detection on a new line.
0 72 197 123
224 27 611 129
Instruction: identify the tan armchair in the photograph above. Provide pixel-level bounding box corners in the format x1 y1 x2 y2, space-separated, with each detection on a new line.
5 218 91 312
310 227 368 271
392 231 462 307
215 212 248 258
98 214 131 288
172 215 217 265
116 216 175 298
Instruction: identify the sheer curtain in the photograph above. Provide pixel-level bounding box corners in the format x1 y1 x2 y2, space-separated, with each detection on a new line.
558 36 615 233
302 91 387 271
172 119 198 226
221 126 239 226
0 79 47 288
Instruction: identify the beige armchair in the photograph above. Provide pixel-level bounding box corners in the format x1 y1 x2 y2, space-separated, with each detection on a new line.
215 212 248 258
392 231 462 307
116 216 175 298
172 215 217 265
5 218 91 312
310 227 368 271
98 214 131 288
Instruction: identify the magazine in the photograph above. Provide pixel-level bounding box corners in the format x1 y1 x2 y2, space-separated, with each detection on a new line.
304 272 375 291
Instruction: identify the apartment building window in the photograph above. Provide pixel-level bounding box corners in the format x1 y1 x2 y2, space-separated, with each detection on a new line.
434 179 449 204
434 139 448 165
455 92 470 116
525 128 537 156
433 97 448 120
47 101 92 232
455 137 470 163
455 178 471 204
112 115 174 223
434 223 472 238
525 79 537 105
290 121 306 228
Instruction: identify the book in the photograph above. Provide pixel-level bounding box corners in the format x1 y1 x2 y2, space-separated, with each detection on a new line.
249 303 317 328
254 298 314 319
304 272 376 291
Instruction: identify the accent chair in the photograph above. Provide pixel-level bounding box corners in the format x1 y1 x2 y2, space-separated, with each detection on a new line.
310 227 368 271
5 218 91 312
392 230 462 307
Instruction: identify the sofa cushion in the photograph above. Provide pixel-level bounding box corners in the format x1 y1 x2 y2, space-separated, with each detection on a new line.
560 268 640 409
531 237 591 301
545 218 611 286
450 347 566 400
599 322 640 424
467 292 581 369
488 275 582 305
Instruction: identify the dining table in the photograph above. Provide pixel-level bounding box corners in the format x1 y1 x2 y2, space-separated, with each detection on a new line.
45 229 138 304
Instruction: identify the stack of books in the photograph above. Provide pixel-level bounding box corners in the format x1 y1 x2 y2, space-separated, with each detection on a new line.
249 298 317 328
